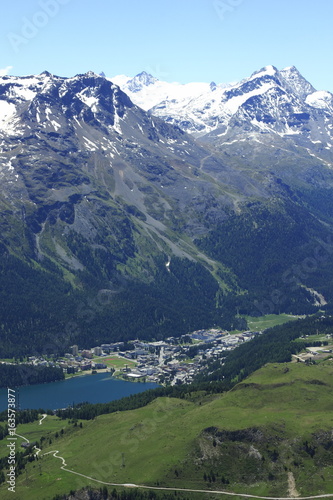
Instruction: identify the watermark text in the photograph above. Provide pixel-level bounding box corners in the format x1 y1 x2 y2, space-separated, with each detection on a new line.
7 388 16 493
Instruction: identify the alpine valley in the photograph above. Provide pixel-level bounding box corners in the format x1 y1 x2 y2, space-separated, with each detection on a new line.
1 65 333 357
2 66 333 500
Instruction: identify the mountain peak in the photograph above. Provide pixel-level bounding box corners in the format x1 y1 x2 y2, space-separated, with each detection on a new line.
250 65 279 79
71 71 107 85
40 70 53 77
84 70 100 78
127 71 158 93
72 70 101 80
279 65 316 97
135 71 157 82
262 65 278 73
281 65 298 73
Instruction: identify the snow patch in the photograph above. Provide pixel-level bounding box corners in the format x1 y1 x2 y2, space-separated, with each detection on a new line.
51 121 61 131
73 117 83 128
11 86 36 101
111 74 224 111
0 101 16 131
249 65 277 81
224 82 274 114
306 91 333 109
82 136 98 151
223 138 246 146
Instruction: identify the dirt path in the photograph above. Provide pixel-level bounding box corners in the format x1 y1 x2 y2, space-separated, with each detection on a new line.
36 463 333 500
15 419 333 500
39 413 47 425
288 472 300 498
199 152 215 170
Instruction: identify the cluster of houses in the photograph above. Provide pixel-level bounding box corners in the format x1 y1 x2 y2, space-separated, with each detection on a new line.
292 333 333 363
24 342 126 374
10 330 262 385
114 329 262 385
57 342 128 374
25 353 108 374
8 326 333 386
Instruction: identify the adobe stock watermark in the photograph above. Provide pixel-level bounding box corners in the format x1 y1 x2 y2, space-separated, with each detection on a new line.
254 235 333 316
7 0 72 54
7 389 17 493
144 63 169 81
213 0 246 22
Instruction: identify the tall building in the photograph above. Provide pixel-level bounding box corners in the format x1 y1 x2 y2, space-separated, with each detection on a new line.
71 345 78 356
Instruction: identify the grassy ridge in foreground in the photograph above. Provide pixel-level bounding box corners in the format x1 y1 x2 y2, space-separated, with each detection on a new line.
1 362 333 499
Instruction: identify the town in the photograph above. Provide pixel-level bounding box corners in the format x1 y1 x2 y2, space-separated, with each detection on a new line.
19 328 263 386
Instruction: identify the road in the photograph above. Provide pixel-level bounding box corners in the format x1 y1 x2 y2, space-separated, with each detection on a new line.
15 417 333 500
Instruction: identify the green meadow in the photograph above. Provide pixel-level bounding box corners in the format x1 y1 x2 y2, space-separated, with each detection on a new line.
1 362 333 499
93 356 137 370
244 313 302 331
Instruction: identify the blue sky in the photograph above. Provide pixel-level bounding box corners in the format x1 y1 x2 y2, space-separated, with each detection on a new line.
1 0 332 91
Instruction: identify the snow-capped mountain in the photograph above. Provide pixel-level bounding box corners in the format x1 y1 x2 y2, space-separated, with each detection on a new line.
202 65 332 139
0 70 254 247
113 65 333 170
201 66 333 176
1 68 333 222
112 66 333 141
111 71 231 117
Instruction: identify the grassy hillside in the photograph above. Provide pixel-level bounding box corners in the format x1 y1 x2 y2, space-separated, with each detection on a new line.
244 313 301 331
1 362 333 499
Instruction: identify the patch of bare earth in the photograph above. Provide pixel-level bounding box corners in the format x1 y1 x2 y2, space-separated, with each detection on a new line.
288 471 300 498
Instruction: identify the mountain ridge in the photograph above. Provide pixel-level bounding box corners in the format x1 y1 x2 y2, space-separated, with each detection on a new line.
111 65 333 164
1 68 333 355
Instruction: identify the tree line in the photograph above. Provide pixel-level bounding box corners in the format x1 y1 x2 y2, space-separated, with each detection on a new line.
0 364 64 388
